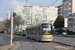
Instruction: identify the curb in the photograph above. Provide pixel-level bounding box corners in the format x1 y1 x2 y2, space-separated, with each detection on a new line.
8 41 17 50
53 41 75 49
0 34 17 50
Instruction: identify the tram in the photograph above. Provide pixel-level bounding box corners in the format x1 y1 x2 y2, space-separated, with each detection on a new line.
26 22 53 41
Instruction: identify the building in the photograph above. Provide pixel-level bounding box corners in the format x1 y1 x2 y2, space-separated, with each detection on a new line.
7 11 10 20
62 0 75 32
14 5 58 30
58 4 62 16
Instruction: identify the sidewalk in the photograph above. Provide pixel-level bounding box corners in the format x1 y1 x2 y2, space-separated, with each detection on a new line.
0 42 15 50
67 35 75 36
0 33 16 50
54 34 75 37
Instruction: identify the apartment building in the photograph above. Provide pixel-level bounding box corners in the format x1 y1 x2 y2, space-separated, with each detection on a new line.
14 5 58 30
58 4 62 16
7 11 10 20
62 0 75 32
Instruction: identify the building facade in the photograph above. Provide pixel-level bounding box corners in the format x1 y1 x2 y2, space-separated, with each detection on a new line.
62 0 75 32
58 4 62 16
14 5 58 30
7 11 10 20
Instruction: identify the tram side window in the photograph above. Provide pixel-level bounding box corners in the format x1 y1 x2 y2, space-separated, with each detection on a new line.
32 28 33 34
36 28 39 35
35 28 38 35
40 27 42 35
30 29 32 34
34 28 35 35
38 27 40 35
31 29 32 34
27 30 28 34
34 28 36 35
33 28 34 35
29 29 31 34
28 29 29 34
36 27 38 35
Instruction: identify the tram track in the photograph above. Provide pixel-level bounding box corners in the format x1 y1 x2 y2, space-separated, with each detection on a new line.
28 42 38 50
26 39 60 50
41 42 58 50
15 36 38 50
13 35 75 50
42 41 75 50
23 38 55 50
26 38 38 50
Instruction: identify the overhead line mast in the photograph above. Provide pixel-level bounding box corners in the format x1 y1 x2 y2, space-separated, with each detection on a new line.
25 0 28 6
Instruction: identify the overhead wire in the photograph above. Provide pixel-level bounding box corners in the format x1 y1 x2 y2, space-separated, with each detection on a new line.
50 0 58 6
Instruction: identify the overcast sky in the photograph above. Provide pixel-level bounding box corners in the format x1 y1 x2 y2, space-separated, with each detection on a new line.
0 0 62 21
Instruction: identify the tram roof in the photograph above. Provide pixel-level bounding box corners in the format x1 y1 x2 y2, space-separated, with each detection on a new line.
26 22 52 28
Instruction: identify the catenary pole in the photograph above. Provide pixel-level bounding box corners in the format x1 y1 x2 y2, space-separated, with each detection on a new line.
10 12 13 45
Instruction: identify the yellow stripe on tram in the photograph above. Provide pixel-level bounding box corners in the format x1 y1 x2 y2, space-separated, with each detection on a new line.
41 35 53 38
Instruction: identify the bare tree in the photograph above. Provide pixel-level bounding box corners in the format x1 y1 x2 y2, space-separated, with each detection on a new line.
13 15 24 32
14 15 24 26
4 19 11 29
0 21 4 29
4 19 11 33
4 15 24 33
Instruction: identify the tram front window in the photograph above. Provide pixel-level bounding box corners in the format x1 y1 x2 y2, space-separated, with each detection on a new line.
42 25 52 34
43 30 51 34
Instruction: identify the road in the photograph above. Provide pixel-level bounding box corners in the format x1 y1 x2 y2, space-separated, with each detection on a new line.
53 35 75 46
0 35 10 46
11 36 55 50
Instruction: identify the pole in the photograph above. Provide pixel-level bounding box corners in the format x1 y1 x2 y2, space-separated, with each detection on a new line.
25 0 28 6
10 12 13 45
31 13 32 25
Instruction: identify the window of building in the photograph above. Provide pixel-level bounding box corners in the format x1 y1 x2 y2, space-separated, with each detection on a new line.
68 23 72 26
69 5 72 7
69 14 72 16
69 0 72 3
74 18 75 22
69 10 72 12
73 28 75 32
68 18 72 21
74 23 75 26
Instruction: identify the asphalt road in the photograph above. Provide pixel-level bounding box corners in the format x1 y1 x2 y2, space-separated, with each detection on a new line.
0 35 10 46
11 36 55 50
53 35 75 46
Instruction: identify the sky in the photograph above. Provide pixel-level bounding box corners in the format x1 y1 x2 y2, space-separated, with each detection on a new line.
0 0 62 21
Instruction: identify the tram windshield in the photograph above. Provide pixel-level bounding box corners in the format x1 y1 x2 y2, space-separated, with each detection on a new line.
42 24 52 34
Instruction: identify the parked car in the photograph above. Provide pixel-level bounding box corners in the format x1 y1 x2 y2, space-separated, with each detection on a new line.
62 32 67 36
55 32 59 35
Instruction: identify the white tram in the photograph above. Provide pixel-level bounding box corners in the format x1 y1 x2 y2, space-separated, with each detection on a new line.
26 23 53 41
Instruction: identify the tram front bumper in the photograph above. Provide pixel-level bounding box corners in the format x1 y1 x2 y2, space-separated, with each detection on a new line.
40 37 53 41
